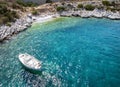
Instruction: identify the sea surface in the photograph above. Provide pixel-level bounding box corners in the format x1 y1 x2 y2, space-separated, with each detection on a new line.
0 17 120 87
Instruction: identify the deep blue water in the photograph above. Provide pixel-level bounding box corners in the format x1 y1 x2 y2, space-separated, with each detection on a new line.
0 17 120 87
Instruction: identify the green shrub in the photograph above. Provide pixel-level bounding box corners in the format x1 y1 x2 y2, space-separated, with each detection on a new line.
0 19 3 25
4 11 18 22
0 1 7 4
32 10 38 15
46 0 52 3
106 6 112 11
56 6 65 12
106 7 117 12
14 13 19 19
12 3 18 8
11 11 19 19
77 4 83 9
12 3 22 9
97 6 104 10
16 0 26 6
84 5 95 11
111 1 115 6
27 2 38 7
61 2 65 6
102 0 110 6
8 14 14 22
16 0 37 7
0 1 20 25
1 16 9 24
0 5 8 14
6 22 11 26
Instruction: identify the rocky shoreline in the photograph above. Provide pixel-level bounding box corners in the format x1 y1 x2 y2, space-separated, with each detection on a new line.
0 14 59 42
0 16 33 42
0 10 120 42
60 9 120 20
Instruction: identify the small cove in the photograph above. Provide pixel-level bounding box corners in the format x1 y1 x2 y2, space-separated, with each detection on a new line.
0 17 120 87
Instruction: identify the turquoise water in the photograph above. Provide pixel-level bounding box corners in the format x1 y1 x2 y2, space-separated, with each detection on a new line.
0 17 120 87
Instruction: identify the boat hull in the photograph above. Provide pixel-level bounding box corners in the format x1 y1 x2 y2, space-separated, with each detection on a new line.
19 61 43 74
18 53 43 74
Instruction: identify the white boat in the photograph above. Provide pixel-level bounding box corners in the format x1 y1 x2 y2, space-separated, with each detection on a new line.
18 53 42 70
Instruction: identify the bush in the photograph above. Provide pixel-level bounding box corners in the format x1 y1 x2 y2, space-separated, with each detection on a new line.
97 6 104 10
106 6 111 11
0 19 3 25
4 11 15 22
0 1 7 5
1 16 9 24
102 0 110 6
32 10 38 15
8 14 14 22
16 0 37 7
11 11 19 19
111 1 116 6
6 22 11 26
84 5 95 11
0 1 20 25
46 0 52 3
12 3 18 9
61 2 65 6
3 10 18 22
56 6 65 12
16 0 26 6
106 7 118 12
12 3 22 9
0 5 8 14
77 4 83 9
27 2 38 7
14 13 19 19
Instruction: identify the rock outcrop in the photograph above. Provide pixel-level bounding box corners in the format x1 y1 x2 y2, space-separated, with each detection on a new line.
0 16 33 42
60 9 120 20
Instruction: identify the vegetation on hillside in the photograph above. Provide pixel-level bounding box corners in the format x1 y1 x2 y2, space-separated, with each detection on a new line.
16 0 38 7
56 6 65 12
55 0 119 12
0 2 19 25
31 9 39 15
46 0 52 3
77 4 83 9
0 0 39 26
102 0 111 6
84 5 95 11
102 0 120 11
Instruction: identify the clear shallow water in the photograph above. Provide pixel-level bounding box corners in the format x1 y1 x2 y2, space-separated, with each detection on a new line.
0 17 120 87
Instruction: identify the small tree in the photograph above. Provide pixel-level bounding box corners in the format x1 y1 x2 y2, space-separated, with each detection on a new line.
84 5 95 11
1 16 9 24
32 10 38 15
0 19 3 25
77 4 83 9
6 22 11 26
46 0 52 3
102 0 110 6
97 6 104 10
16 0 26 6
0 5 8 14
56 6 65 12
111 1 116 6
